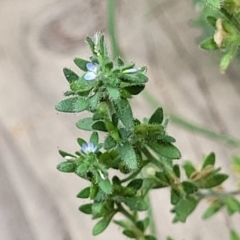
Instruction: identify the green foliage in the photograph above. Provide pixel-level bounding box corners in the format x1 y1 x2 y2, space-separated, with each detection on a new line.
230 229 240 240
194 0 240 71
56 161 76 173
118 142 138 170
202 200 224 219
55 33 237 240
77 187 90 198
200 38 219 50
173 196 199 222
92 215 114 235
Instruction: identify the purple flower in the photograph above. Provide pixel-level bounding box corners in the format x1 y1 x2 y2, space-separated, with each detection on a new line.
82 142 98 154
84 62 99 81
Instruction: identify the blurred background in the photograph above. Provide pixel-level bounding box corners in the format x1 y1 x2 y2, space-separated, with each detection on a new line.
0 0 240 239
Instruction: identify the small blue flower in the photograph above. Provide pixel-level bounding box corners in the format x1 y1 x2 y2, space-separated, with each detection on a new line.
82 142 98 154
84 62 99 81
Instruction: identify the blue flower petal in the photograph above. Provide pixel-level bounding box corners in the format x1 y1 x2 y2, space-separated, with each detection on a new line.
84 72 97 81
82 143 88 154
82 142 97 154
86 62 98 71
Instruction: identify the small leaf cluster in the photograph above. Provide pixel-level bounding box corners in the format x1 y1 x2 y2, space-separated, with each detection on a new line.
200 155 240 220
168 152 228 222
195 0 240 71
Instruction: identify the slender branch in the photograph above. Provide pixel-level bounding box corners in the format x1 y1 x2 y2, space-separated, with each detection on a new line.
197 189 240 200
145 190 158 237
116 203 147 240
121 160 150 183
107 0 121 58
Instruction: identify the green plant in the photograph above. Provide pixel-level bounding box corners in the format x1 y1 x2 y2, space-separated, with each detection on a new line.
55 32 240 239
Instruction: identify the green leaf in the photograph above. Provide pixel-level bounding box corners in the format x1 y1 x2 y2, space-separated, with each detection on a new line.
136 217 149 232
155 172 169 187
89 92 99 110
119 128 129 140
124 84 145 95
76 117 94 131
99 33 108 58
182 181 198 194
77 187 90 198
222 20 236 35
116 98 134 129
116 57 125 66
92 121 107 132
173 164 180 178
202 201 224 219
90 132 99 146
120 73 148 84
145 235 157 240
230 229 240 240
232 155 240 167
56 161 76 173
79 203 92 214
220 43 238 72
200 38 218 51
92 217 112 235
104 119 121 142
92 202 104 216
127 179 143 190
74 58 89 71
104 135 117 150
174 197 198 222
58 150 75 158
166 237 174 240
113 220 129 229
183 161 196 178
63 68 79 83
171 188 181 205
63 90 75 97
77 138 87 147
107 87 120 101
195 173 228 188
98 179 112 194
122 230 136 238
75 163 88 177
90 185 99 199
70 78 96 93
118 142 138 170
149 107 164 124
202 152 215 169
124 196 148 211
120 63 135 71
86 36 95 53
151 142 181 159
55 97 78 113
225 196 240 215
93 112 103 121
73 98 89 112
206 16 217 27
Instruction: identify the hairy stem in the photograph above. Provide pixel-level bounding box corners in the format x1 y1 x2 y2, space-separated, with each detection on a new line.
198 189 240 200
